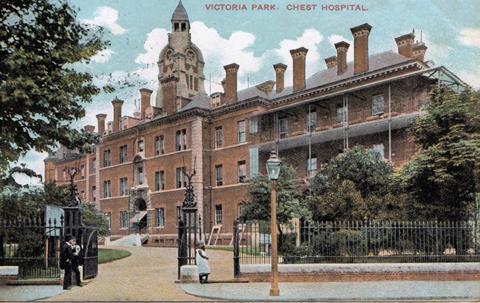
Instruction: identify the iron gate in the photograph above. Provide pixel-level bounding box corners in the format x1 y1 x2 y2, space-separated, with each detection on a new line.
82 226 98 279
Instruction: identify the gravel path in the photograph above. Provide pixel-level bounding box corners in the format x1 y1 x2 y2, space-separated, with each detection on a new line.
44 246 232 301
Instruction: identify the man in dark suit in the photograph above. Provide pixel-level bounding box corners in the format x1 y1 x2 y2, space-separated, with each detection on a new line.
60 235 82 290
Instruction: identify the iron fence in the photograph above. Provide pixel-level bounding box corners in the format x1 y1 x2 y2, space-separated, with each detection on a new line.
234 220 480 266
0 216 63 279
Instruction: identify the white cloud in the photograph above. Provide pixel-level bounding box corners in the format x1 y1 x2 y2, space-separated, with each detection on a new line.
260 28 323 86
458 28 480 48
328 34 353 62
191 21 263 81
422 33 453 61
458 69 480 89
13 150 48 186
135 28 169 65
91 49 116 63
82 6 127 36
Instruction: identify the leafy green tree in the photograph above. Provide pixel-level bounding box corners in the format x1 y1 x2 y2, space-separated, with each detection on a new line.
399 88 480 220
308 146 406 221
240 164 309 223
0 0 109 185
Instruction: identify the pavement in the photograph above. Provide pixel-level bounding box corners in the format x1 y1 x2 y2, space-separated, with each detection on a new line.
2 246 480 302
0 285 66 301
180 280 480 301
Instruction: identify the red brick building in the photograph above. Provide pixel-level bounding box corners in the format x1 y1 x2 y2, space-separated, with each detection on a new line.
44 2 465 245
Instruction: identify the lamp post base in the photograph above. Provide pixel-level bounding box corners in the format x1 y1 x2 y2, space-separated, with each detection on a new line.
269 288 280 296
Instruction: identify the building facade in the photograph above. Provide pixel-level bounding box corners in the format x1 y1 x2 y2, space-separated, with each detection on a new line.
44 2 465 245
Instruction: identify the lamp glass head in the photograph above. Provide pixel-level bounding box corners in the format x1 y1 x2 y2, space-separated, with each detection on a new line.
266 150 281 180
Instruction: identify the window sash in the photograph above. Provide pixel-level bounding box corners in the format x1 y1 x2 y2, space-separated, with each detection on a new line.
215 205 223 225
372 94 385 116
215 165 223 186
279 118 288 138
156 208 165 228
238 162 246 183
215 128 223 148
238 121 246 143
103 150 111 167
249 118 258 134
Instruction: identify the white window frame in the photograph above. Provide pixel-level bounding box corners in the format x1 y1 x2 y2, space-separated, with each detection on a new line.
238 120 246 143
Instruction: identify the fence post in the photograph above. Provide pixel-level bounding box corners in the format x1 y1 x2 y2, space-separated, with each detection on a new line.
177 218 186 280
233 219 240 278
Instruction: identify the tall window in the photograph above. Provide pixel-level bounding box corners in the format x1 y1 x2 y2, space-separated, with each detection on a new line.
237 120 246 143
279 117 288 139
91 158 96 174
80 165 85 178
306 109 317 132
249 117 258 134
136 167 144 185
156 208 165 228
103 180 111 198
336 103 346 123
372 94 385 116
215 126 223 148
215 205 223 225
155 171 165 191
215 165 223 186
155 135 165 155
92 186 96 202
307 155 317 178
120 211 129 229
237 160 247 183
119 177 128 196
119 145 128 163
176 167 187 188
176 129 187 151
103 149 111 167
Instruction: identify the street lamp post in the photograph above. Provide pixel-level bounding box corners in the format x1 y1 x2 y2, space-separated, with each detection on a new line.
266 149 281 297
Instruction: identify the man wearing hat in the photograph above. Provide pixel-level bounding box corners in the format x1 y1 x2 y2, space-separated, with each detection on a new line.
60 235 82 290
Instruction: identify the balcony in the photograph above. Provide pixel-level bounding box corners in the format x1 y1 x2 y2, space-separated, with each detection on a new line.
257 111 421 152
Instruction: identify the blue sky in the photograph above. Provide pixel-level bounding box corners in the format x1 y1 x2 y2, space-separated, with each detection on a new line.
16 0 480 185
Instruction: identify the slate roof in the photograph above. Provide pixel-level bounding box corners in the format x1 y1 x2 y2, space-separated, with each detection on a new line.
171 0 189 21
237 50 415 102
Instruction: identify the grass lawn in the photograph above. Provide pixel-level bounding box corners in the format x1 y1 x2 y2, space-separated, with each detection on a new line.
98 248 131 264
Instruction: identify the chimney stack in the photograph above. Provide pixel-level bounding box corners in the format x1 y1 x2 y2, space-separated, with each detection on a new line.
273 63 287 93
325 56 337 69
412 43 427 62
334 41 350 75
290 47 308 92
395 33 415 58
111 98 124 132
350 23 372 75
223 63 239 104
161 76 179 115
84 125 95 134
139 88 153 119
96 113 107 136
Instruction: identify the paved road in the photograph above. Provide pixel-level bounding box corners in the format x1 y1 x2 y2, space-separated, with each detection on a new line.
181 281 480 301
44 246 232 301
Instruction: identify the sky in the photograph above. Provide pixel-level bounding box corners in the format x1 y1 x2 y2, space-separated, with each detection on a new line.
15 0 480 186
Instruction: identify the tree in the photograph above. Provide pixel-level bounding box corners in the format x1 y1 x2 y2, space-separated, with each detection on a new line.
308 146 406 221
240 164 309 223
0 0 109 185
399 87 480 220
